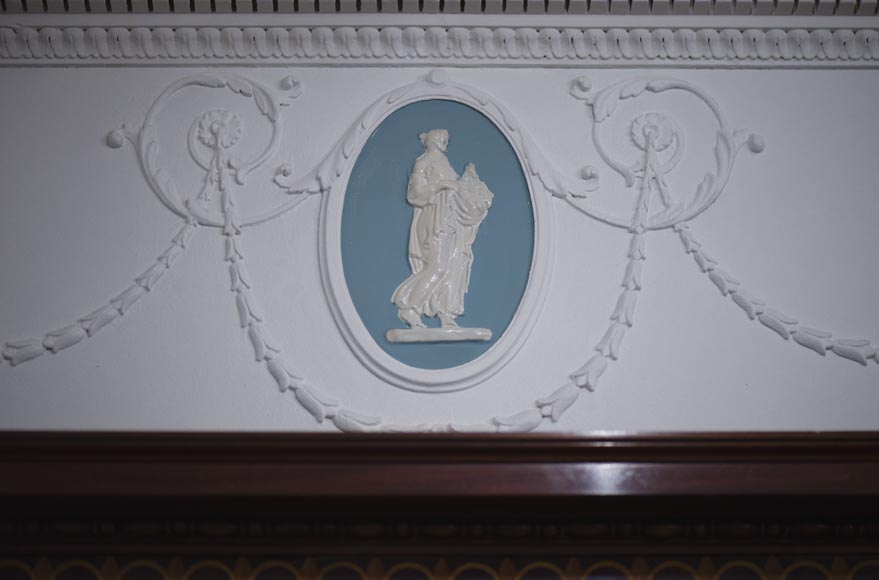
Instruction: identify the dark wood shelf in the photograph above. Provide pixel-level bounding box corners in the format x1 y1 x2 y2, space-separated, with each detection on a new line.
2 431 878 555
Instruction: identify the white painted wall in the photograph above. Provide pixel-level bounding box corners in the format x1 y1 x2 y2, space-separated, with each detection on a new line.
1 65 876 431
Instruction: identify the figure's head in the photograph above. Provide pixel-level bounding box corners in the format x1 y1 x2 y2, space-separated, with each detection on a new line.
419 129 449 153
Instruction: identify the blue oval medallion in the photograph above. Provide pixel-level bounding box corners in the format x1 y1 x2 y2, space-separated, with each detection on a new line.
342 99 534 370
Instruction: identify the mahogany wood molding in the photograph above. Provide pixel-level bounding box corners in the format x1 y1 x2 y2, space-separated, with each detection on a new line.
2 431 879 498
2 431 879 555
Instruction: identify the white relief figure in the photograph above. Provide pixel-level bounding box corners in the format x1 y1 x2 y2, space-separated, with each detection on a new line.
386 129 494 344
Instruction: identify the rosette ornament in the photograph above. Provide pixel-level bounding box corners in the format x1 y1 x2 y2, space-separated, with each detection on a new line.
194 110 244 204
196 110 242 151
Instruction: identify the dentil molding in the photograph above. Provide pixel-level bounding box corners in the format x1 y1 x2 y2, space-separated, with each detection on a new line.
2 25 879 66
4 0 877 16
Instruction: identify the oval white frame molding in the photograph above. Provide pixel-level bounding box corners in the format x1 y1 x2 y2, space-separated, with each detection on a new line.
290 70 592 392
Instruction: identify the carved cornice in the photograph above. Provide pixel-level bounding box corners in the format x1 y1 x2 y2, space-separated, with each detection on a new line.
2 25 878 66
3 0 878 16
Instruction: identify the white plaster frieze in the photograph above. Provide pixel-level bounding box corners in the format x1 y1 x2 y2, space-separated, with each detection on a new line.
2 24 878 66
2 67 875 433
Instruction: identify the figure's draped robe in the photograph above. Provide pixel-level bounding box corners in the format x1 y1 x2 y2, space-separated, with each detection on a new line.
392 152 493 320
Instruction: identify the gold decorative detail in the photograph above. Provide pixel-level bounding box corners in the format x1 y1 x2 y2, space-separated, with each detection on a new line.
2 557 879 580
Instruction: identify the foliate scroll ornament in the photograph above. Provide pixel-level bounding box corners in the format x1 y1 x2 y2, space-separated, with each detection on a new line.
274 68 597 201
567 75 877 375
107 73 305 228
2 73 302 367
567 75 764 231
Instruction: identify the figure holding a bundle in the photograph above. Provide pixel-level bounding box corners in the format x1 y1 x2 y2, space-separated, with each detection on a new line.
386 129 494 343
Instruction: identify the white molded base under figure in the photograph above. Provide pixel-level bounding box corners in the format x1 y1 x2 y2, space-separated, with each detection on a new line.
386 327 492 343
